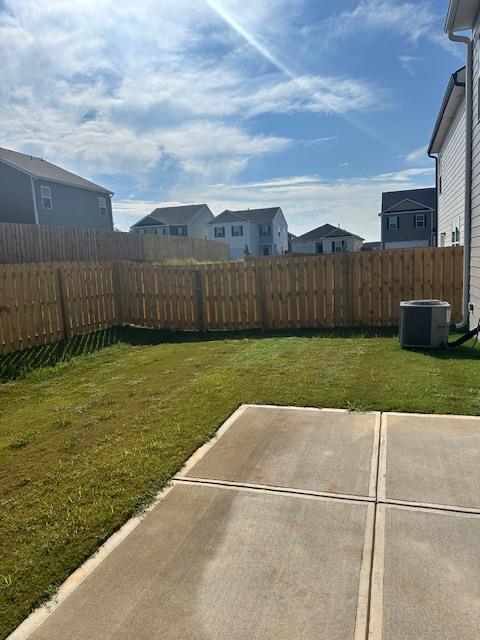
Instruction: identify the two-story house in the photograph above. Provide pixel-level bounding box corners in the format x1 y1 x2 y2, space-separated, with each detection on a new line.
291 223 364 254
379 188 437 249
207 207 288 260
130 204 214 238
428 66 466 248
429 0 480 330
0 147 113 230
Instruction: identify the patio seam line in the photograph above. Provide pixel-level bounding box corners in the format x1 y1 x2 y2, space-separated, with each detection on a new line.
377 499 480 516
173 477 375 504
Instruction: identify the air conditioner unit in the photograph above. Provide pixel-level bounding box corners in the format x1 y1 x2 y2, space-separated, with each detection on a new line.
399 300 451 348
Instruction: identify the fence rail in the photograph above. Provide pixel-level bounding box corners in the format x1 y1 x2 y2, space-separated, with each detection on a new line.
0 222 229 264
0 247 464 355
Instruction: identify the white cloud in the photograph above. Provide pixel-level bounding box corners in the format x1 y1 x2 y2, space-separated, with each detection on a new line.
114 167 435 241
0 0 379 186
398 55 425 75
332 0 437 43
400 146 429 164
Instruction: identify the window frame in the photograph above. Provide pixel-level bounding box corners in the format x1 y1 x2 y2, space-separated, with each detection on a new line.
40 185 52 209
387 215 399 231
214 226 225 238
414 213 426 228
98 196 107 217
231 225 243 237
259 224 271 237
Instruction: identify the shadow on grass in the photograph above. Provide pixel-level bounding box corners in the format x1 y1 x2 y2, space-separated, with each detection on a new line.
0 324 399 382
0 328 120 381
2 324 479 382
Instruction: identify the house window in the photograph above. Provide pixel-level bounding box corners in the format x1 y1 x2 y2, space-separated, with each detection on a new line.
231 225 243 237
332 240 347 253
387 216 399 230
40 185 52 209
262 246 270 256
316 242 323 254
451 217 460 245
414 214 425 228
214 226 225 238
259 224 271 237
169 226 188 236
98 197 107 217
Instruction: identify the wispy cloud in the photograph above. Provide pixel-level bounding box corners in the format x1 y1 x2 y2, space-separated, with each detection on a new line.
398 55 425 74
0 0 379 186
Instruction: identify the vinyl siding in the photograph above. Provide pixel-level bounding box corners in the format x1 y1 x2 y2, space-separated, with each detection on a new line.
437 98 466 246
471 21 480 328
0 162 36 224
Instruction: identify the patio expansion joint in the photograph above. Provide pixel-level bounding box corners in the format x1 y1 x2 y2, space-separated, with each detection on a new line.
173 476 375 505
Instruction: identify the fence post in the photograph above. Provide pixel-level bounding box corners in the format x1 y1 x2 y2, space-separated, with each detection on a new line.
194 268 205 331
56 266 70 340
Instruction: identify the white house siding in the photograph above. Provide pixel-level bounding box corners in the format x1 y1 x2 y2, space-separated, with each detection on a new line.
189 205 214 239
470 20 480 328
437 98 466 247
207 220 257 260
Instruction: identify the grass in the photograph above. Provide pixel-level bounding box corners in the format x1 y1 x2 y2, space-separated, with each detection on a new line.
1 326 480 638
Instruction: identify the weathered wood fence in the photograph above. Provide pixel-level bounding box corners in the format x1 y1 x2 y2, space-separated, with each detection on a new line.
0 222 229 264
0 247 464 354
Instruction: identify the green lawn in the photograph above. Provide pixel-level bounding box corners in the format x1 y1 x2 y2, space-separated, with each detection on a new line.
1 327 480 638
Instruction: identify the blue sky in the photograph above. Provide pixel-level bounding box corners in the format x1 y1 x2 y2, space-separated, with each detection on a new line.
0 0 463 239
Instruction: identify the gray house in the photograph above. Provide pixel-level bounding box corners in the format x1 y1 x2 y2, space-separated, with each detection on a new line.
291 223 364 254
207 207 288 260
130 204 214 239
0 147 113 230
379 188 437 249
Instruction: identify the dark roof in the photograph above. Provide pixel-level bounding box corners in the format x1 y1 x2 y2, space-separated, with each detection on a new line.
208 207 282 225
208 210 248 224
132 204 210 228
294 223 364 242
381 188 436 214
428 66 465 154
0 147 112 195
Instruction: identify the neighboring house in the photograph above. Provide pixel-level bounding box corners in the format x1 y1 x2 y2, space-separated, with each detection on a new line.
428 66 466 247
287 232 296 253
0 147 113 230
207 207 288 260
436 0 480 329
362 241 381 251
379 188 437 249
130 204 213 238
291 223 364 254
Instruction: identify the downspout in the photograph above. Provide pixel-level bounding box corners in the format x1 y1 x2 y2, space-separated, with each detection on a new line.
447 28 473 329
427 151 438 246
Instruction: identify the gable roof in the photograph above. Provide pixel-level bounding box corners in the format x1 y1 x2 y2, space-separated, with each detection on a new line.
0 147 112 195
294 223 364 242
383 198 431 213
428 66 465 155
208 207 282 225
131 204 210 228
380 188 436 215
208 210 248 224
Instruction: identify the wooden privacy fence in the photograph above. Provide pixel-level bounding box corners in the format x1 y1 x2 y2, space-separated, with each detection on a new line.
0 222 229 264
0 247 464 354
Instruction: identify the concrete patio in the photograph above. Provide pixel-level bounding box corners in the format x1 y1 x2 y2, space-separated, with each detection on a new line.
10 405 480 640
